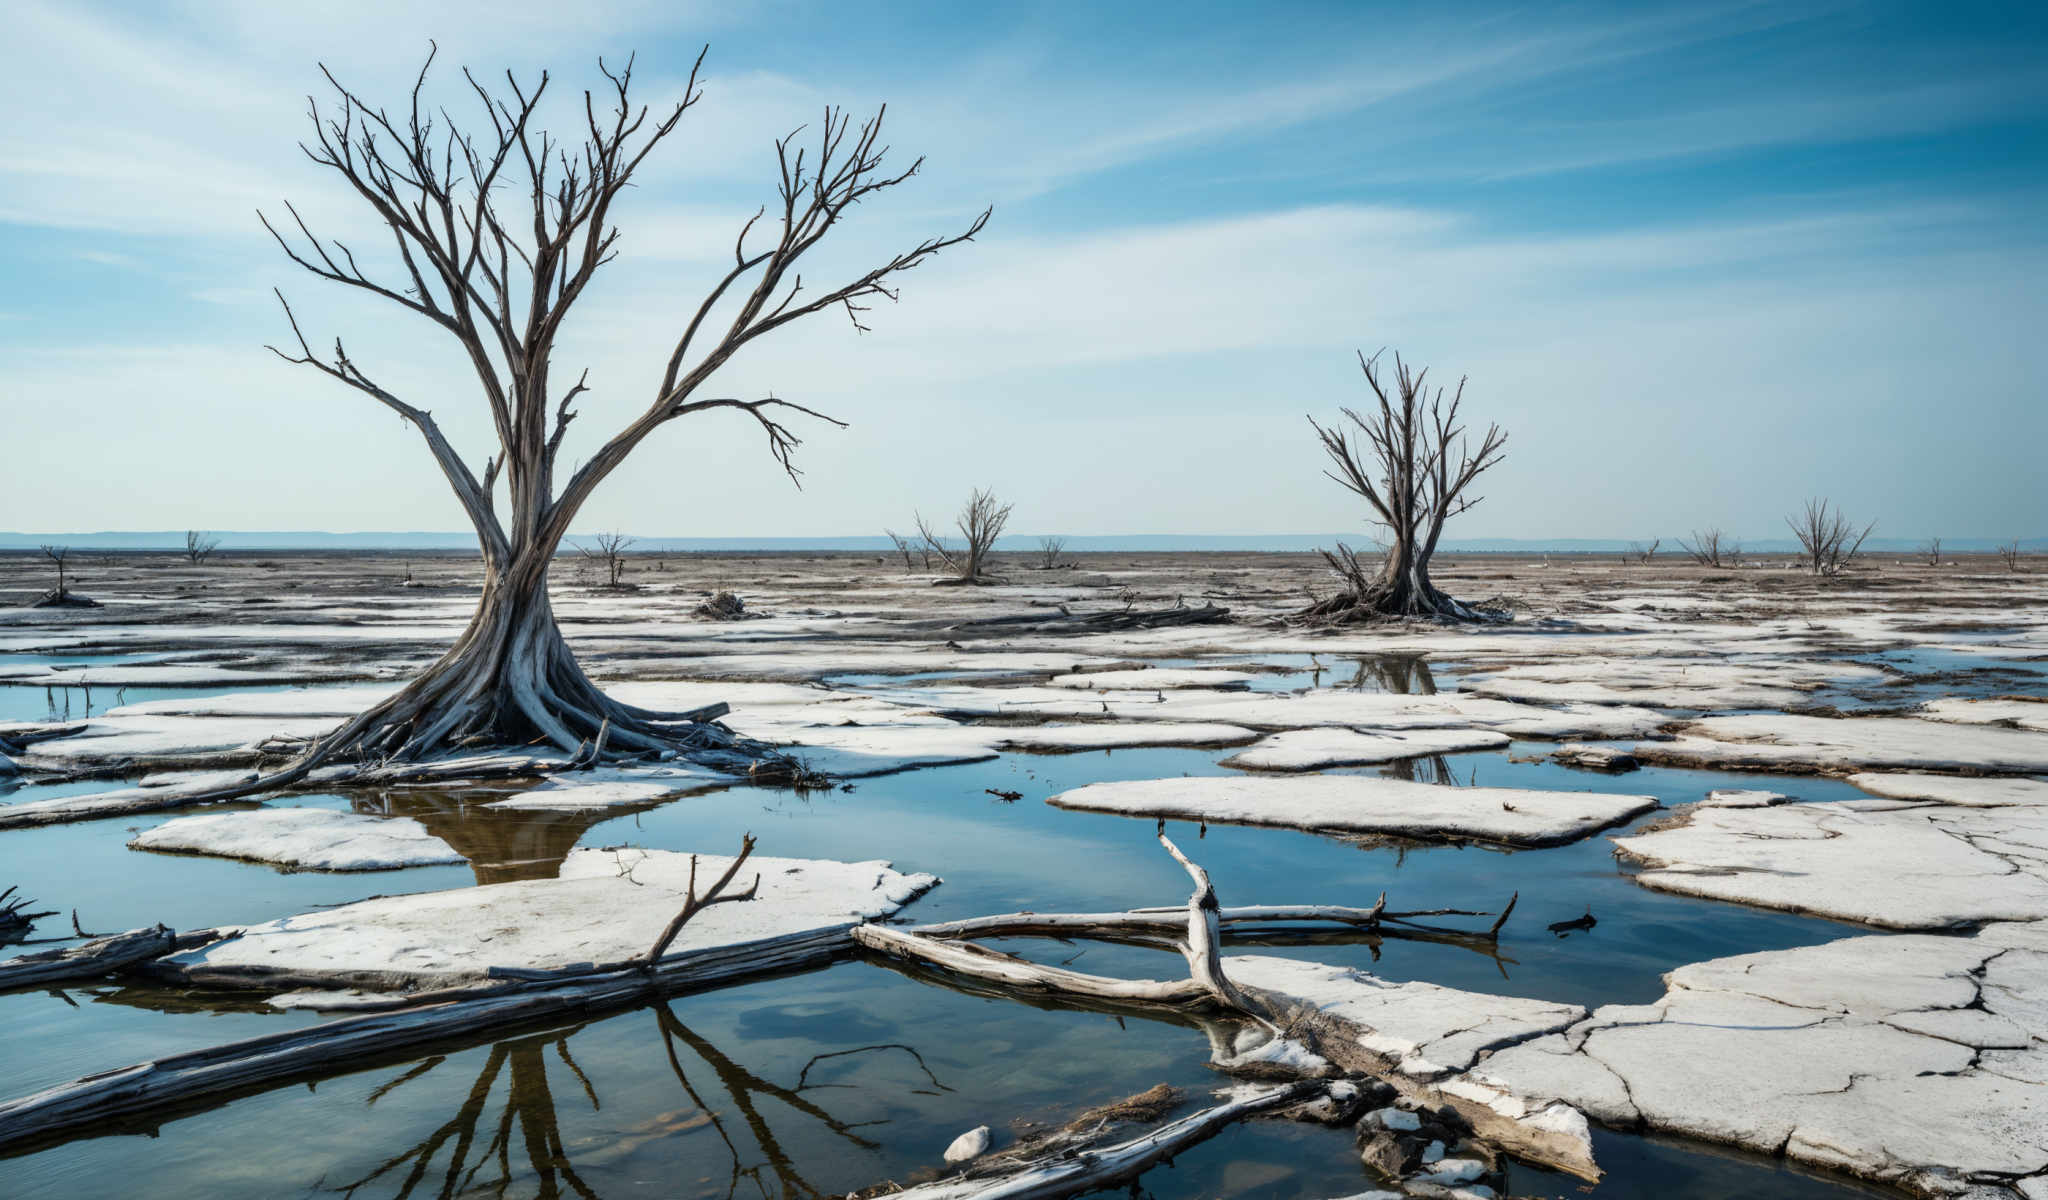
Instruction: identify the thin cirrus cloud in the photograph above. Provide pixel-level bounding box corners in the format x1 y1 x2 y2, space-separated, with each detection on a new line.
1 0 2042 539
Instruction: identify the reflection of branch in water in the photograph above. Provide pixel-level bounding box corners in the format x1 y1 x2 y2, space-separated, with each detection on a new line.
796 1044 953 1094
653 1003 892 1200
329 1026 600 1200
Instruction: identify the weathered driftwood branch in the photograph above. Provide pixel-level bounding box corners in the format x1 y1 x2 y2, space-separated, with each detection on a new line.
0 925 226 991
641 833 760 965
946 604 1230 637
870 1080 1326 1199
0 921 854 1153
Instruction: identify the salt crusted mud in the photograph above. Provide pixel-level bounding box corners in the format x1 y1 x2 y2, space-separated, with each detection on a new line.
129 807 466 871
1636 714 2048 774
1849 773 2048 807
1613 800 2048 930
1050 775 1657 847
1473 924 2048 1198
1221 727 1509 770
158 847 938 991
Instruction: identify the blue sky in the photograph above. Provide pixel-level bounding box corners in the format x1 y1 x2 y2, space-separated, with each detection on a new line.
2 0 2043 541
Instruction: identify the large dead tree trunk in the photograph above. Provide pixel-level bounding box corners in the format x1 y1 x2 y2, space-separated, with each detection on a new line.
1299 351 1506 624
244 47 985 777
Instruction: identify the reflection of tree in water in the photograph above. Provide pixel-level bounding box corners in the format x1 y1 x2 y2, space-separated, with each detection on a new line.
329 1005 944 1200
331 1027 599 1200
1380 753 1469 787
351 787 646 883
1342 654 1438 696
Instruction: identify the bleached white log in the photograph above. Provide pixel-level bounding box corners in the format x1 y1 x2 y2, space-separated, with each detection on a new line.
875 1081 1323 1199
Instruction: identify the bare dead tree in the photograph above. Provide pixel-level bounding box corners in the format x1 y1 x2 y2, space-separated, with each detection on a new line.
884 529 917 572
576 531 634 587
184 530 222 564
1624 538 1660 564
917 488 1013 584
1922 537 1941 566
39 545 70 600
250 45 987 775
1678 528 1731 568
1999 539 2024 572
1035 535 1067 569
1299 352 1507 623
1786 498 1873 577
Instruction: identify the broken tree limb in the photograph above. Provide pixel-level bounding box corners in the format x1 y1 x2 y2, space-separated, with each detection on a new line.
0 922 857 1154
641 833 761 966
868 1080 1325 1199
0 925 228 991
1157 831 1265 1022
945 603 1230 637
852 925 1210 1006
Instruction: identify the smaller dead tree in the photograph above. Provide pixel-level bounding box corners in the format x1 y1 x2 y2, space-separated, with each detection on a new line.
1999 539 2024 572
184 530 221 564
917 488 1012 585
1625 538 1660 564
884 530 918 572
1678 528 1733 568
576 532 635 588
1035 535 1068 569
1922 537 1942 566
1300 351 1507 624
31 545 97 608
1786 499 1873 577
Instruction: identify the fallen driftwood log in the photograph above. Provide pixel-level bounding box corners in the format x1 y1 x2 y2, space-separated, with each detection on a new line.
854 832 1591 1184
0 925 228 991
866 1080 1327 1199
947 603 1230 637
0 835 832 1153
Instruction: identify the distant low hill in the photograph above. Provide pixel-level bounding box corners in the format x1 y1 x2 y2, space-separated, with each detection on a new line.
1 531 2039 554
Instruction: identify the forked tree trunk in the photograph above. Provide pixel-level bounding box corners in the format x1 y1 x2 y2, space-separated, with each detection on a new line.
320 544 788 774
1299 352 1507 625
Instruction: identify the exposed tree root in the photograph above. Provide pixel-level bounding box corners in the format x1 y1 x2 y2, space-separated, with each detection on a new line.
1297 543 1508 626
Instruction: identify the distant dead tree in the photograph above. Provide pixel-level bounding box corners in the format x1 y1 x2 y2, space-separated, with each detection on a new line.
1625 539 1660 564
184 530 221 563
1922 537 1941 566
1299 351 1507 623
1679 529 1732 568
31 544 97 608
1035 535 1067 569
1786 499 1873 577
40 545 71 598
884 530 918 572
917 488 1012 585
1999 539 2024 572
246 45 986 774
576 532 634 587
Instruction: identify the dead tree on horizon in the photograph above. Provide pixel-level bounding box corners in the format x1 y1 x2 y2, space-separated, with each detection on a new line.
1786 498 1873 577
1298 351 1507 624
576 531 634 588
184 530 221 564
249 45 986 777
39 545 71 600
1922 537 1941 566
884 529 917 572
1998 539 2024 572
917 488 1012 585
1679 528 1733 568
1035 535 1067 569
1625 538 1660 564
